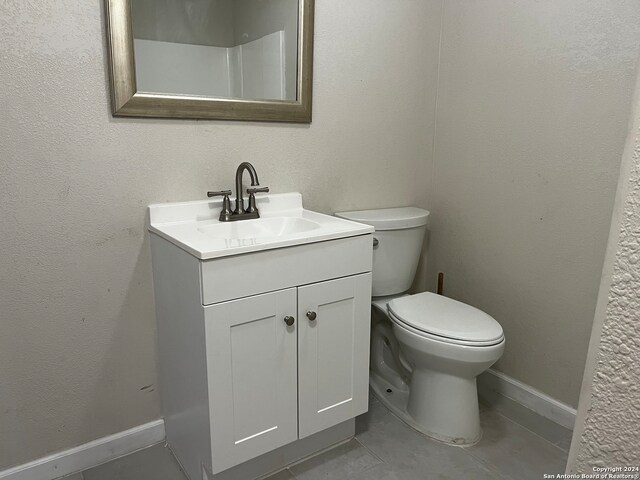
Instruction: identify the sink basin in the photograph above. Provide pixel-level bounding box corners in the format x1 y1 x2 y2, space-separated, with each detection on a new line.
148 192 374 259
198 216 320 240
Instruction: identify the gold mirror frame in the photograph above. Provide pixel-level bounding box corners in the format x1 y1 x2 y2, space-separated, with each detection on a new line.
105 0 314 123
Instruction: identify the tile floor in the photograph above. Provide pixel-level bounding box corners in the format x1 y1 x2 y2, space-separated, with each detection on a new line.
59 394 570 480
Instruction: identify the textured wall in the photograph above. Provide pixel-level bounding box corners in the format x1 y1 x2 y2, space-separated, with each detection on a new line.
427 0 640 406
0 0 442 469
568 67 640 471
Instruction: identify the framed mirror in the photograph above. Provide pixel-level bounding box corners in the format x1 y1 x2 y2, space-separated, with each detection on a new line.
105 0 314 123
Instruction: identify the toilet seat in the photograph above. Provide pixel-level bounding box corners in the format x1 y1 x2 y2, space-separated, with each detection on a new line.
388 311 504 347
388 292 504 346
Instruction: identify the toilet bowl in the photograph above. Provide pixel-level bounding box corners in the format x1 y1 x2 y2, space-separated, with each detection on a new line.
335 207 505 446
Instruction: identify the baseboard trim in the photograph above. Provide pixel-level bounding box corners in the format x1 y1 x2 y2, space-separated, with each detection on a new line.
0 371 575 479
477 369 576 430
0 419 165 480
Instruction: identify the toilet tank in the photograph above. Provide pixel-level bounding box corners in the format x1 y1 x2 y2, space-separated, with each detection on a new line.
335 207 429 296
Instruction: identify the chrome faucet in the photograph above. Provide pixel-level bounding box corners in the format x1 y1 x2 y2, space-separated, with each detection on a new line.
207 162 269 222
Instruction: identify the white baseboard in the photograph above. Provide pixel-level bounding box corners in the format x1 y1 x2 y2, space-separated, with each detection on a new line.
0 419 165 480
0 371 574 479
477 369 577 430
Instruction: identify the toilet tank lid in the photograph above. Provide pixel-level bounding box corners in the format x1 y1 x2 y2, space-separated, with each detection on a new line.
335 207 429 230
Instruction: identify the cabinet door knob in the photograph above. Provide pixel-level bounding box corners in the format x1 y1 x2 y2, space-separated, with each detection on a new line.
306 311 317 321
284 316 295 326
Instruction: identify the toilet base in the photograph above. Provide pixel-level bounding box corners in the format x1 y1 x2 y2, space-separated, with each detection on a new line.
370 371 483 447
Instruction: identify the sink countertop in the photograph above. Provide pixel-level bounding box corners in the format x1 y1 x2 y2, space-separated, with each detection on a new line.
148 192 374 260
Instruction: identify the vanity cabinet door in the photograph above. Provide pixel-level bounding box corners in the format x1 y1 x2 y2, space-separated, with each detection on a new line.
297 273 372 438
204 288 298 474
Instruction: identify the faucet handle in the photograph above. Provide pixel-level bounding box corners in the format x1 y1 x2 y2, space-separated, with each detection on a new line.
208 190 234 222
246 186 269 214
247 186 269 194
207 190 232 198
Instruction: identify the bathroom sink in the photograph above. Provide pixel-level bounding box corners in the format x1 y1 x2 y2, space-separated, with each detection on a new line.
197 216 321 240
148 192 373 259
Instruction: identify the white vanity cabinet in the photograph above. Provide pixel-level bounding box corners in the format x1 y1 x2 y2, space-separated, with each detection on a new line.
149 200 374 480
296 275 372 438
204 288 299 473
205 273 371 473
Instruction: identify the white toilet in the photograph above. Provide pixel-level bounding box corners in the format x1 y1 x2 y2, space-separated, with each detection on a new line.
335 207 505 446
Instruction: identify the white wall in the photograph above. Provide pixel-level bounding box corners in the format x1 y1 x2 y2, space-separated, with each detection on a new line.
232 0 299 101
231 31 287 100
131 0 298 100
427 0 640 407
567 57 640 472
131 0 236 47
134 39 231 97
135 33 286 100
0 0 442 469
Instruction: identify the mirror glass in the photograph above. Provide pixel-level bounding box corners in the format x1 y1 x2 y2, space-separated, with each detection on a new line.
130 0 300 102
